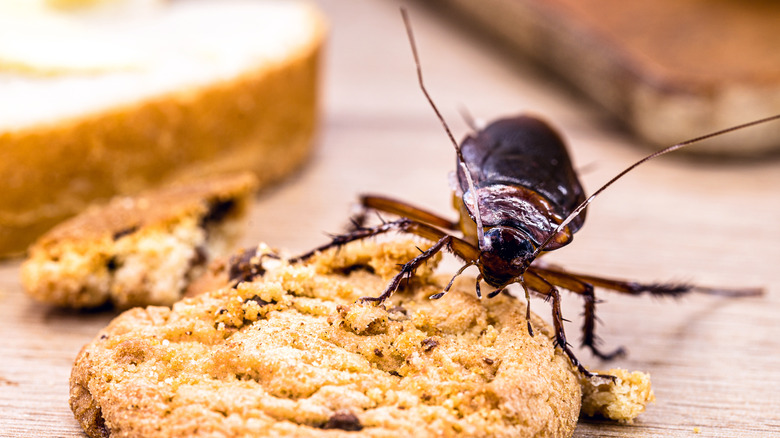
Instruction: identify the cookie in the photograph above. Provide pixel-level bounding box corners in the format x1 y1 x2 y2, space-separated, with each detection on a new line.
21 172 257 309
70 240 583 437
580 368 655 423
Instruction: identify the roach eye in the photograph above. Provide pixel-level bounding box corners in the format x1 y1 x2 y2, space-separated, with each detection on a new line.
484 227 534 261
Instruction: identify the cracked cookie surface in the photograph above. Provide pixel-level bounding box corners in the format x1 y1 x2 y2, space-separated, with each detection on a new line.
70 240 581 437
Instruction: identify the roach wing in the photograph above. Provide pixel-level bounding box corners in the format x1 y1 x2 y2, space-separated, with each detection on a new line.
458 116 586 234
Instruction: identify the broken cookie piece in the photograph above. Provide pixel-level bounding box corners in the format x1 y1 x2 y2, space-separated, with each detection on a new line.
21 173 257 309
580 368 655 422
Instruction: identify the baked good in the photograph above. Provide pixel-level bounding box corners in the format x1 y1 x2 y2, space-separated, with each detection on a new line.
21 172 257 309
443 0 780 154
70 240 584 437
580 368 655 423
0 0 325 257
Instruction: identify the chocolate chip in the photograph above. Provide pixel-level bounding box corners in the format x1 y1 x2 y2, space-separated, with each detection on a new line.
387 305 409 321
483 357 495 365
112 226 138 241
335 264 375 276
388 306 407 315
322 410 363 431
228 247 268 285
106 256 120 272
200 199 236 227
192 245 208 267
246 295 272 307
421 338 439 352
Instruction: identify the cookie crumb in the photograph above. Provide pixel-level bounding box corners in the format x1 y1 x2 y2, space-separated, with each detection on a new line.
580 368 655 422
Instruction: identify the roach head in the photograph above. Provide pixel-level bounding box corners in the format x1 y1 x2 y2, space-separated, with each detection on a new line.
479 226 534 286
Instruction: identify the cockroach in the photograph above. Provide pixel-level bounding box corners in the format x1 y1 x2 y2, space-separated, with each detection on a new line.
292 9 780 379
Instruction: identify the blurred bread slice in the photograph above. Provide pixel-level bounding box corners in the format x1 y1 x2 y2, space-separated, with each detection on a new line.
0 0 326 257
442 0 780 154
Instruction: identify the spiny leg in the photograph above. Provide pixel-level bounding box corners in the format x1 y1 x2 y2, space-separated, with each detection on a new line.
293 216 481 304
556 268 762 298
228 247 280 286
291 218 412 263
358 221 480 304
527 265 761 359
360 235 454 304
486 283 505 299
523 270 615 380
430 262 476 300
516 279 535 337
529 267 625 360
532 265 693 298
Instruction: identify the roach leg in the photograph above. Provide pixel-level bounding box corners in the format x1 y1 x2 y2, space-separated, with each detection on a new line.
486 285 504 298
360 235 452 304
430 262 475 300
517 279 534 337
295 216 479 264
530 266 761 355
291 218 412 263
570 272 761 298
474 274 483 298
532 266 693 298
293 215 481 304
227 246 281 286
356 194 459 231
530 267 625 360
524 271 616 381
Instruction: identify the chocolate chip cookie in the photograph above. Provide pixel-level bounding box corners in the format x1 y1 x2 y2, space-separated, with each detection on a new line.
70 240 583 437
22 172 256 309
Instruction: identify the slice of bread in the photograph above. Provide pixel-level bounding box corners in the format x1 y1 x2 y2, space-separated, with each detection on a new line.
21 172 257 309
0 0 326 257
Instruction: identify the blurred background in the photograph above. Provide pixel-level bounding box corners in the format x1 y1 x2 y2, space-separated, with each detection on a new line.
1 0 779 436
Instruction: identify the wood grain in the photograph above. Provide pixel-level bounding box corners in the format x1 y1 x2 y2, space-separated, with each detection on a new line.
1 0 779 436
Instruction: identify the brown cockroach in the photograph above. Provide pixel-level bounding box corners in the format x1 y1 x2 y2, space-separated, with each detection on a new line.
291 10 780 379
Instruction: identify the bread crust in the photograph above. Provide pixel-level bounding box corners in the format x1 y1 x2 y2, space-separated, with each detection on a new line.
0 3 326 257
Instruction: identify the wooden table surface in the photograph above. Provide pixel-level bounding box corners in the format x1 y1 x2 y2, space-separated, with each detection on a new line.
2 1 779 436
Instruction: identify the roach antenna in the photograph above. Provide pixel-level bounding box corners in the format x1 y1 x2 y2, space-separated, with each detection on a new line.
401 8 487 248
458 105 481 132
532 113 780 260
